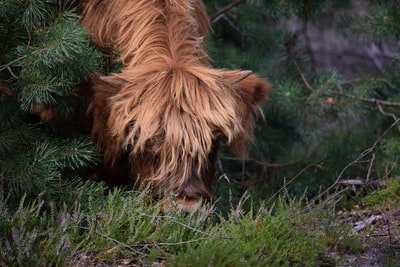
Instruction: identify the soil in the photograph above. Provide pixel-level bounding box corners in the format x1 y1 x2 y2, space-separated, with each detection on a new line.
335 207 400 266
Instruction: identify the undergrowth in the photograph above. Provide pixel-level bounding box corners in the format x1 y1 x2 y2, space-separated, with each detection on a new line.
364 178 400 209
0 183 364 267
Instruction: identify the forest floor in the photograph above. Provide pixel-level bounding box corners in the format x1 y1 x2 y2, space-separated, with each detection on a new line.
335 206 400 266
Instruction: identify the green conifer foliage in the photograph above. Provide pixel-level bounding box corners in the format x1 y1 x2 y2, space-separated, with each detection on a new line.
205 0 400 199
0 0 100 203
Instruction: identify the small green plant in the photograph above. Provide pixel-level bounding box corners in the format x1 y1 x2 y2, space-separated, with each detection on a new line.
169 204 334 266
0 187 217 266
364 177 400 208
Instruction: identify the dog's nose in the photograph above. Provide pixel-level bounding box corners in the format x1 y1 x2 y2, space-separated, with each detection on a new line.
161 194 203 213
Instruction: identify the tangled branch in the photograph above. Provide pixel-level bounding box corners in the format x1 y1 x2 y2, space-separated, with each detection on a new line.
302 117 400 214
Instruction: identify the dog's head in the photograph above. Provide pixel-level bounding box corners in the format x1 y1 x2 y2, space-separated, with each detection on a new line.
89 66 271 200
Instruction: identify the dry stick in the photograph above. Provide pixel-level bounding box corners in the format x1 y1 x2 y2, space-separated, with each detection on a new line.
343 93 400 107
303 100 400 213
366 152 375 181
0 55 26 79
209 0 247 22
284 37 313 92
0 56 26 73
347 95 400 178
302 117 400 214
138 237 219 247
377 102 400 132
235 190 250 223
289 50 312 91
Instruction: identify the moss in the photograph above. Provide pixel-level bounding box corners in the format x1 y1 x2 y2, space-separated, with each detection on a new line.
364 177 400 208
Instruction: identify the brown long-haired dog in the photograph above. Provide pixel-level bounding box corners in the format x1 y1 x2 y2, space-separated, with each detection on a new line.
80 0 271 211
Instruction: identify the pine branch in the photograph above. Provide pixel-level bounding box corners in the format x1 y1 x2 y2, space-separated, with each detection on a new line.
0 56 26 78
209 0 247 23
287 46 312 92
0 56 26 72
342 93 400 107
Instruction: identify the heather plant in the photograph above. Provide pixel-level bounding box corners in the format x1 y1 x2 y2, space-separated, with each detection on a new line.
1 188 357 266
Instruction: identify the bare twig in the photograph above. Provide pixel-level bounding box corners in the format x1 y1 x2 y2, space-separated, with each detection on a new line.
138 213 232 239
209 0 247 23
341 93 400 107
210 12 247 48
235 191 250 223
287 46 312 92
366 153 375 181
78 226 149 257
339 118 398 182
377 103 400 132
302 118 400 213
336 179 382 193
135 237 218 247
0 56 26 73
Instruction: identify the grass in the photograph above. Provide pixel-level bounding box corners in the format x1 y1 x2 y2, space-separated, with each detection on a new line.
1 181 369 267
364 177 400 208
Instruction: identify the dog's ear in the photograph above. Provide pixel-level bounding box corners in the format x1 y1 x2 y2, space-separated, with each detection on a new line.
223 70 271 109
221 70 272 156
85 75 123 160
236 71 271 106
240 73 271 105
79 73 122 100
99 75 126 88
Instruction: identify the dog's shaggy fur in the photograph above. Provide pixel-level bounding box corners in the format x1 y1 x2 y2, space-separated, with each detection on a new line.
80 0 271 205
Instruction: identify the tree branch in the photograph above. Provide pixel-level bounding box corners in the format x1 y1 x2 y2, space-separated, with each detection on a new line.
209 0 247 23
221 156 321 169
343 93 400 107
0 56 26 73
302 117 400 214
